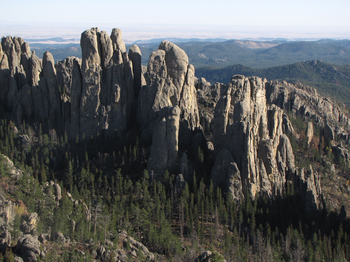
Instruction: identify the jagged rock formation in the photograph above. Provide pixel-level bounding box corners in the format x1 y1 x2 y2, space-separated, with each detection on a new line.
211 75 323 209
196 78 221 135
1 154 23 180
0 28 138 140
293 165 323 212
4 28 348 211
266 80 350 142
306 121 314 147
79 28 135 139
138 41 201 176
0 190 16 247
20 213 38 235
332 143 350 165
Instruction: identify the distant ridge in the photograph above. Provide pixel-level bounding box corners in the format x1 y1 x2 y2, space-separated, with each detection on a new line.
21 37 350 67
196 60 350 104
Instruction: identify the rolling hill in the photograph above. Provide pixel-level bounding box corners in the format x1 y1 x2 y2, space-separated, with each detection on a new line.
28 38 350 69
196 60 350 104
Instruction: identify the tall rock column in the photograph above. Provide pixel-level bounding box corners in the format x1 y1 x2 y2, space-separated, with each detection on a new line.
80 28 103 139
212 75 297 200
139 41 200 177
42 52 61 128
79 27 136 139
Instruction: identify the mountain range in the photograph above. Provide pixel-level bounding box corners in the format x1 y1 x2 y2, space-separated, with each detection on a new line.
30 38 350 68
196 60 350 104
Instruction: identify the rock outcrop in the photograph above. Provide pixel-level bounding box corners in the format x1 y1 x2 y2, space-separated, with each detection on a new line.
1 28 336 212
0 28 139 140
0 190 16 248
266 80 350 141
292 165 323 211
195 250 227 262
15 234 41 262
91 230 155 262
20 213 38 235
1 154 23 180
211 75 323 209
138 41 200 176
306 122 314 147
79 28 135 139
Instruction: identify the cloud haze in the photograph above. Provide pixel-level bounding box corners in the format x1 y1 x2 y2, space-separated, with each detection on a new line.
0 0 349 42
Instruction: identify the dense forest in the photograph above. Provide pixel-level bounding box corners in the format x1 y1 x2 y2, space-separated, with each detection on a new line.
1 108 350 261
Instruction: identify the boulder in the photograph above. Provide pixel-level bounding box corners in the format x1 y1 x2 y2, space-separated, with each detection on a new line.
53 183 62 202
53 232 70 244
14 257 24 262
20 213 38 234
0 154 22 180
15 234 40 262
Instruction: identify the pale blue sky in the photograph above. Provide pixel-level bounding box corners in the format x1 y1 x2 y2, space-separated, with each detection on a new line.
1 0 349 41
2 0 350 26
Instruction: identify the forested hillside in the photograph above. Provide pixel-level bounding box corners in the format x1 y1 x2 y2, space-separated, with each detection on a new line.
196 61 350 104
30 39 350 69
1 113 350 261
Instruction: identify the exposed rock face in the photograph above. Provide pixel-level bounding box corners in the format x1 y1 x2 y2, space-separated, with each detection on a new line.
266 80 350 140
15 234 41 262
0 28 140 141
0 190 16 247
1 154 23 180
53 183 62 202
212 75 322 208
306 122 314 147
128 45 143 97
282 113 294 135
196 78 222 135
0 29 333 212
139 41 200 176
324 122 334 143
332 144 350 165
42 52 61 125
68 58 82 139
211 148 243 202
20 213 38 235
289 165 323 211
79 28 103 138
80 27 135 139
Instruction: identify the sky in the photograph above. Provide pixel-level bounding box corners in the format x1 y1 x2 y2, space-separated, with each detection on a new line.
1 0 349 42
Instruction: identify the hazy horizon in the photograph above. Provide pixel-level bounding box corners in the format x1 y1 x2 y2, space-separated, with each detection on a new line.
1 0 350 44
1 22 349 45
